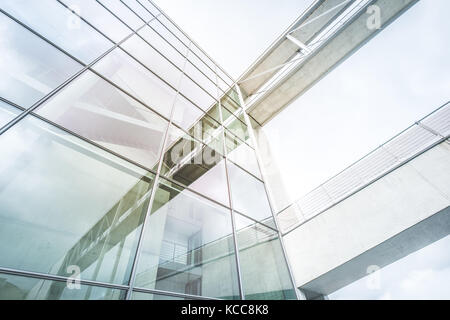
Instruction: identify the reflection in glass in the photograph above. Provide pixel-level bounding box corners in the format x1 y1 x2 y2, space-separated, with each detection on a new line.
121 0 153 22
36 70 169 169
227 162 272 222
98 0 144 31
60 0 132 43
178 74 216 112
138 25 187 70
234 214 296 300
226 130 261 179
0 273 125 300
137 0 160 17
135 179 240 299
93 47 177 119
0 13 82 108
121 34 183 89
1 0 113 64
171 95 204 131
0 115 154 285
148 17 188 57
160 126 229 206
0 100 21 128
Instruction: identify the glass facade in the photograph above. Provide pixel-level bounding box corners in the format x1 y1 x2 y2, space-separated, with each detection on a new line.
0 0 296 300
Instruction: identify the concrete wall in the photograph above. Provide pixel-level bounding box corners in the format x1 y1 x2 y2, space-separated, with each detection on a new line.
284 141 450 295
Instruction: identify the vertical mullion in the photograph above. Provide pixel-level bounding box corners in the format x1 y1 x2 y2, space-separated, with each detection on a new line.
125 41 193 300
234 84 304 300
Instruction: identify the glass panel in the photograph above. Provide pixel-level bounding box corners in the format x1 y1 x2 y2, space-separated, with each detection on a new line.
93 47 176 119
218 77 231 93
137 0 160 16
217 68 234 86
138 25 186 70
190 44 216 74
224 113 250 143
234 214 296 300
184 60 218 99
188 50 217 85
156 15 190 47
148 18 188 56
131 291 188 300
60 0 132 43
0 273 125 300
188 114 224 155
226 131 262 179
0 13 82 108
207 103 222 125
178 74 216 112
98 0 144 31
171 95 204 131
135 178 240 299
1 0 113 64
0 100 21 128
227 162 272 222
121 0 153 22
160 125 229 206
0 115 154 285
121 34 183 90
36 70 168 169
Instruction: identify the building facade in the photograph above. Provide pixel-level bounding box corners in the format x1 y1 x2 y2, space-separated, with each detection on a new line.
0 0 298 300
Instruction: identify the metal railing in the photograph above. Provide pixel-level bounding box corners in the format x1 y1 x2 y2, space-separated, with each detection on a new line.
278 101 450 234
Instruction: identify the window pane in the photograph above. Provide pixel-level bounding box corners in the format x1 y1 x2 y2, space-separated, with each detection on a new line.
0 273 125 300
0 100 21 128
187 47 217 83
35 70 169 169
160 125 229 206
138 25 187 70
0 13 82 108
148 18 188 56
184 60 218 99
190 44 216 75
121 0 153 22
188 114 224 155
135 178 240 299
156 15 190 47
0 115 154 285
1 0 113 64
228 162 272 222
179 74 216 111
121 34 183 90
224 113 250 143
226 131 262 179
171 95 204 131
98 0 144 31
93 47 176 119
137 0 160 17
234 214 296 300
60 0 132 43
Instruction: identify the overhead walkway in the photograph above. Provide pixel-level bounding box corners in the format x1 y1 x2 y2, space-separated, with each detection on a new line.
278 103 450 298
238 0 419 125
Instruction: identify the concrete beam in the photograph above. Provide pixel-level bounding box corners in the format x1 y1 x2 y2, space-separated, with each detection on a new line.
284 141 450 294
238 0 353 97
248 0 418 125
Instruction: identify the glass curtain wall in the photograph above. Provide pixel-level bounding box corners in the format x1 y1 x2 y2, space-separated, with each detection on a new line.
0 0 295 300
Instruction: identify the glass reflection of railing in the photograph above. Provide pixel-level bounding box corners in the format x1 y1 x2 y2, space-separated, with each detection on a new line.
278 102 450 234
